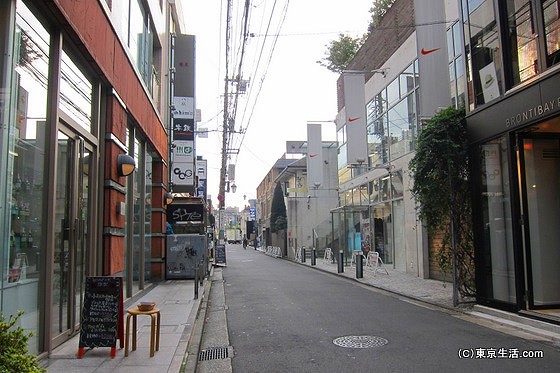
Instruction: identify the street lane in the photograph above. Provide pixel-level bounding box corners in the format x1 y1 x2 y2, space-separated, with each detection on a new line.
223 245 560 372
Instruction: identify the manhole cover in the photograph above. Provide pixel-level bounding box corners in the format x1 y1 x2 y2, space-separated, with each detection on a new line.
332 335 388 349
199 346 229 361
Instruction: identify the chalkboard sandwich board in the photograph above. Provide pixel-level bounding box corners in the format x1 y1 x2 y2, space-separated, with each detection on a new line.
78 277 124 358
215 244 226 266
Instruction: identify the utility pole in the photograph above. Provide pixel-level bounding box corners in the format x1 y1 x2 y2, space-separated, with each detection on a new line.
218 0 233 211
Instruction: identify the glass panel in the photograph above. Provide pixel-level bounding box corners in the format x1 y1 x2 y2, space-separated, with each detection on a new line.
464 0 502 107
478 137 516 304
447 27 455 61
393 199 405 271
369 111 388 165
391 170 404 198
399 63 415 96
456 55 466 108
523 138 560 305
449 62 457 107
132 137 141 294
388 98 415 160
453 21 462 57
144 151 152 281
372 202 392 264
386 77 400 105
2 2 50 354
52 132 72 336
542 0 560 65
506 0 538 85
76 147 90 326
369 179 380 203
60 49 92 132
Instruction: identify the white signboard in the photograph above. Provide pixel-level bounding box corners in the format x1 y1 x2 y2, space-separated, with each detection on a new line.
173 96 194 119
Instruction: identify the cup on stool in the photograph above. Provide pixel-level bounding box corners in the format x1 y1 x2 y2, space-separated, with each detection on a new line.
125 302 160 357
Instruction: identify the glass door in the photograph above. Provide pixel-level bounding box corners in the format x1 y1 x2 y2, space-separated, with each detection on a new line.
519 135 560 309
51 128 92 346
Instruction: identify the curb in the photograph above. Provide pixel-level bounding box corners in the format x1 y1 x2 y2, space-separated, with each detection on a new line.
180 266 214 373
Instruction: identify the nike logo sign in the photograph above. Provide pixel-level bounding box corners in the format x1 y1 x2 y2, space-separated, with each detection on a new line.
421 47 440 55
348 117 360 122
309 154 319 158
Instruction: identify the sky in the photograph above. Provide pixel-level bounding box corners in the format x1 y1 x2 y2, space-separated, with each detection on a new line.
181 0 373 209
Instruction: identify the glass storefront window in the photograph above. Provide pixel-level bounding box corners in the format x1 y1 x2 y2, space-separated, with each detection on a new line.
372 203 393 264
1 1 50 354
478 136 516 304
542 0 560 65
144 151 152 281
463 0 503 107
506 0 538 85
60 49 92 132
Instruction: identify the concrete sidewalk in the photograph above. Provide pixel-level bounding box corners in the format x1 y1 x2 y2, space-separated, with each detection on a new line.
44 279 203 373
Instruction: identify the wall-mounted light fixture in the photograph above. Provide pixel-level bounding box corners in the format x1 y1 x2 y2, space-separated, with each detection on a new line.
165 192 174 206
342 68 389 78
117 154 135 177
230 183 237 193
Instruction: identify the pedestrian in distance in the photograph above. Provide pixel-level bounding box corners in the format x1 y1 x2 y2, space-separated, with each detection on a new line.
242 235 248 249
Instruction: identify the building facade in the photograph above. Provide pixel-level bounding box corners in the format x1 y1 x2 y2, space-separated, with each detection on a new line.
276 140 339 259
0 0 182 356
460 0 560 320
334 0 459 277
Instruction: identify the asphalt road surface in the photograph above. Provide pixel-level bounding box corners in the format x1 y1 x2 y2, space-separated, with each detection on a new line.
221 245 560 372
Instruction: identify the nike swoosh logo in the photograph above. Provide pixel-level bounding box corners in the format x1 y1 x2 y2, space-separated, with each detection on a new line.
309 154 318 158
421 47 440 55
348 117 360 122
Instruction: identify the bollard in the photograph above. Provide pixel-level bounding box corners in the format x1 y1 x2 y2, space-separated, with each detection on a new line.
194 267 199 299
338 250 344 273
356 252 363 278
301 247 306 263
311 248 317 266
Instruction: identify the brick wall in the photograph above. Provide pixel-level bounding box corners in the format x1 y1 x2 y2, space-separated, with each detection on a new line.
337 0 415 111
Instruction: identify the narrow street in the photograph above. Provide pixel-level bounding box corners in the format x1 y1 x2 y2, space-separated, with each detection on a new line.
201 244 560 373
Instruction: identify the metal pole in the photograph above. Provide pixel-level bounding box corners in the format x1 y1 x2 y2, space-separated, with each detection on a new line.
194 267 199 300
311 248 316 266
301 247 306 263
338 250 344 273
356 252 363 278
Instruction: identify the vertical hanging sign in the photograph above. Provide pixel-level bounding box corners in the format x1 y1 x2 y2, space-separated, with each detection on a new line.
343 73 367 165
306 123 323 187
172 35 196 191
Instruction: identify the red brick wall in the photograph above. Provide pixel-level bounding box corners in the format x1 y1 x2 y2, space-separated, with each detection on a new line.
52 0 168 160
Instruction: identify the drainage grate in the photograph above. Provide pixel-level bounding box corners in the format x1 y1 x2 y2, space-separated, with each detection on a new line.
198 346 229 361
333 335 388 349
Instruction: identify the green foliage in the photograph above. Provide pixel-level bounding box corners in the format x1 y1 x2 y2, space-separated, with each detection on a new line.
317 33 364 73
368 0 396 32
409 107 475 298
0 311 45 373
270 183 287 233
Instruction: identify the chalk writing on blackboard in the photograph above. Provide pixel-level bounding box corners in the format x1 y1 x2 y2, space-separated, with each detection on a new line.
78 277 123 358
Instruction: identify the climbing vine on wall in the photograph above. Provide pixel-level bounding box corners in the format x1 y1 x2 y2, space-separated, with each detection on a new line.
409 107 475 299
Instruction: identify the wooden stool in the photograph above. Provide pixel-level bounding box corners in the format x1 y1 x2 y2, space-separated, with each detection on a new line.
125 307 161 357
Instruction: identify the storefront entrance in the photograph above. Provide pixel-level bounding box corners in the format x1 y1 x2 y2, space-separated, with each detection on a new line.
517 132 560 311
50 127 93 347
